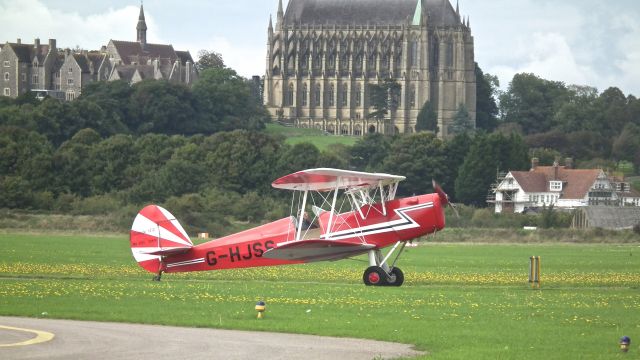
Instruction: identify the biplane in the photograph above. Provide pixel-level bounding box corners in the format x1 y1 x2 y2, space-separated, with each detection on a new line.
129 168 450 286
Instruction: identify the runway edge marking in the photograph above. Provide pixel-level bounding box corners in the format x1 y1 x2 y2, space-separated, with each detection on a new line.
0 325 55 347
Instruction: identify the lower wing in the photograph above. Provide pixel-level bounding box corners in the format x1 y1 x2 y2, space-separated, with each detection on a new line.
262 239 374 262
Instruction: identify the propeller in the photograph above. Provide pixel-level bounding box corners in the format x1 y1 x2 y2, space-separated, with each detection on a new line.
432 180 460 218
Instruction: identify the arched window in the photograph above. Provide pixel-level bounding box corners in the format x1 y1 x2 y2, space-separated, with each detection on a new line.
314 84 321 106
410 40 418 67
328 84 334 106
341 83 348 107
355 84 361 107
341 124 349 135
302 84 308 106
354 124 362 136
410 85 416 108
446 42 454 67
287 83 294 106
368 125 376 134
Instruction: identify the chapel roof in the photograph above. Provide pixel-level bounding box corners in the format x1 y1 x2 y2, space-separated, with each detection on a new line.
283 0 460 27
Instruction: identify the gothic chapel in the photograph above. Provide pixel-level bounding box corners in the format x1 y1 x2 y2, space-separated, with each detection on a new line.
264 0 476 138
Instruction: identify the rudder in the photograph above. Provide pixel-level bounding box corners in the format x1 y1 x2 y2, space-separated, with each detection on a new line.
129 205 193 273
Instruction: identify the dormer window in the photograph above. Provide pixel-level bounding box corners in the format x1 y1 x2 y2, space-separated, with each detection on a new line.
550 181 562 191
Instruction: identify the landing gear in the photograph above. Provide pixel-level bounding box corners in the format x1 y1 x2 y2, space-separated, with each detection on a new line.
362 242 408 287
362 266 404 286
152 271 163 281
386 267 404 287
363 266 387 286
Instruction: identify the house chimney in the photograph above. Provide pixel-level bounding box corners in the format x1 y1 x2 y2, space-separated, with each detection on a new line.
565 157 573 169
531 158 539 171
48 39 56 53
34 38 40 48
17 38 21 44
553 160 559 180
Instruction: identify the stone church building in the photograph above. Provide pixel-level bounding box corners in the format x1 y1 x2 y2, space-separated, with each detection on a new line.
264 0 476 138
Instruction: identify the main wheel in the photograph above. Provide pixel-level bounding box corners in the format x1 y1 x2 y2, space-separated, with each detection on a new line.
363 266 387 286
386 267 404 287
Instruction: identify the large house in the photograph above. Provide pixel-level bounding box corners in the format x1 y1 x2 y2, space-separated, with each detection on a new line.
1 38 64 99
1 4 196 100
264 0 476 138
490 159 624 214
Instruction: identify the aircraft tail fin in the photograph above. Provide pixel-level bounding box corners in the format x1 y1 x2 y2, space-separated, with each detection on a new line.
129 205 194 273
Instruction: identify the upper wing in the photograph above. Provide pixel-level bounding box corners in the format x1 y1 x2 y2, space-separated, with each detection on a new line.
272 168 405 192
262 239 375 262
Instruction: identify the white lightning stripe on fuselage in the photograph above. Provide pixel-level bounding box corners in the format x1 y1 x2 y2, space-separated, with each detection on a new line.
166 258 205 268
322 202 433 241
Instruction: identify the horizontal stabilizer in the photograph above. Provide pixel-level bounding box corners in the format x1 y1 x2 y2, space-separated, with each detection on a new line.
262 239 375 262
136 247 191 257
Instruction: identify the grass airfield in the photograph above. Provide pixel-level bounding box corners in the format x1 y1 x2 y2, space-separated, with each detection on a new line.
0 233 639 359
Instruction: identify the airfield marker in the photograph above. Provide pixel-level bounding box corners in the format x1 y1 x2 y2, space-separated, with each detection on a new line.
529 256 541 289
255 301 266 319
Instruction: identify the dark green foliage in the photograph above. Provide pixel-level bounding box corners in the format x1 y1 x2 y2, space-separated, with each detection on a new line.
382 132 447 196
450 104 474 135
500 73 570 134
455 133 529 206
196 50 225 71
349 133 394 172
415 101 438 133
193 68 269 133
475 64 499 131
367 78 401 121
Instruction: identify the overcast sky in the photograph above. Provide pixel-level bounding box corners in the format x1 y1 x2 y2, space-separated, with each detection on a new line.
1 0 639 96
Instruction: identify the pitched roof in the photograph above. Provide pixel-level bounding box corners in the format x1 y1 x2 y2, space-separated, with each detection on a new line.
510 166 602 200
283 0 459 27
73 54 90 72
578 206 640 230
175 51 193 64
7 43 34 62
111 40 178 64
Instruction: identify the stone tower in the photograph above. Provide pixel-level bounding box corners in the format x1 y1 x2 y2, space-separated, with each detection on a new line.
264 0 476 138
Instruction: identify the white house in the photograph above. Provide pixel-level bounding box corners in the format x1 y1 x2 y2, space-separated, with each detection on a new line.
490 159 618 214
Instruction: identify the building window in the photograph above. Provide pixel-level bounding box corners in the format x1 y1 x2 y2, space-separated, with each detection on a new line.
3 88 10 96
32 74 39 86
21 73 26 82
302 84 307 106
550 181 562 191
446 42 454 67
355 85 361 106
341 84 348 107
410 86 416 108
3 61 9 67
68 67 73 74
3 72 8 81
67 78 74 85
66 91 75 101
328 84 334 106
410 41 418 67
287 83 294 106
314 84 321 107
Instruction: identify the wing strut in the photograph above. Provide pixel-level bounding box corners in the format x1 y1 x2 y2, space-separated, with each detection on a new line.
325 181 340 236
296 189 309 241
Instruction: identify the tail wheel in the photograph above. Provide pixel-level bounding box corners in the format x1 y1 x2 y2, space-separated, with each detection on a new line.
363 266 387 286
386 267 404 287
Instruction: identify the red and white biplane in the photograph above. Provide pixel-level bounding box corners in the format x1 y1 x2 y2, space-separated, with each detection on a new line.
129 168 450 286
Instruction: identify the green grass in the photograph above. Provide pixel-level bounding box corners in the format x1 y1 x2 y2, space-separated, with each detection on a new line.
1 233 639 359
264 123 358 150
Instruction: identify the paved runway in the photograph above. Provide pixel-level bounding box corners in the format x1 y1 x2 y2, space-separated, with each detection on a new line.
0 316 423 360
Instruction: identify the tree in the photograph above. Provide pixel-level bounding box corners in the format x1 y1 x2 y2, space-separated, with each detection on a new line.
128 80 201 135
415 101 438 133
349 133 394 172
499 73 569 134
612 123 640 167
475 64 499 131
382 132 447 196
367 78 401 121
193 68 269 133
196 50 225 71
450 104 474 135
455 133 529 206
